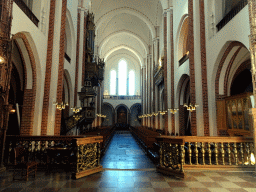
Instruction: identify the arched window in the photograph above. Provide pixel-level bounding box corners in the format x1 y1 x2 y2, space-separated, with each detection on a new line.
110 70 116 95
118 60 127 95
129 70 135 95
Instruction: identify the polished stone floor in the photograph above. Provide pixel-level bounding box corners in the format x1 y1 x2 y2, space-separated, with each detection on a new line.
101 131 155 170
1 131 256 191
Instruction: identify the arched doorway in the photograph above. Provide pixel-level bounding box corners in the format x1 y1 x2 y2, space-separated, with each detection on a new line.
230 67 252 96
7 61 24 135
115 104 129 130
130 103 141 127
117 107 127 124
177 75 191 136
102 102 115 126
214 41 252 136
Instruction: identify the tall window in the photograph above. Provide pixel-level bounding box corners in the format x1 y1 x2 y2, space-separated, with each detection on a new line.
118 60 127 95
129 70 135 95
110 70 116 95
109 60 136 96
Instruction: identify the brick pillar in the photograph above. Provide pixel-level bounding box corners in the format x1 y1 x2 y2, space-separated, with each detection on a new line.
199 0 210 136
54 0 68 135
169 8 175 135
142 67 145 126
41 0 57 135
81 13 88 86
179 105 186 136
188 0 197 136
74 8 81 107
163 11 168 135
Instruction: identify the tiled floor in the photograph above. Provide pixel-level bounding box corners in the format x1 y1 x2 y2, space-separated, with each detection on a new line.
1 169 256 191
1 131 256 191
101 131 155 169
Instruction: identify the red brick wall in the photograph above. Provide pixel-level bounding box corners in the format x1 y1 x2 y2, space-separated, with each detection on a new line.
199 0 210 136
13 33 37 136
54 0 68 135
179 105 186 136
41 0 57 135
188 0 197 136
74 10 81 107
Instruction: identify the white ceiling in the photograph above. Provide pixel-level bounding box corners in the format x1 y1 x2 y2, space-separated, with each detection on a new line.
82 0 169 68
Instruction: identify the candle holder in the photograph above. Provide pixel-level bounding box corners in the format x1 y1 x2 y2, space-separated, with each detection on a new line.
184 103 198 112
54 102 68 110
168 108 179 114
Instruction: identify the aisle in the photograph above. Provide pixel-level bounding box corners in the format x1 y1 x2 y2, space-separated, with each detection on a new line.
101 131 155 169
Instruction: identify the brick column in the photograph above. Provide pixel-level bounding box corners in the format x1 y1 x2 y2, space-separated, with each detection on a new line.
168 8 175 135
74 8 82 107
199 0 210 136
142 67 145 126
153 38 159 129
54 0 68 135
163 11 168 135
81 13 88 86
41 0 57 135
147 53 152 128
188 0 197 136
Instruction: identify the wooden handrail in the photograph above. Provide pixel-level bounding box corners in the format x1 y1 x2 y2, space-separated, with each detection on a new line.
156 136 253 143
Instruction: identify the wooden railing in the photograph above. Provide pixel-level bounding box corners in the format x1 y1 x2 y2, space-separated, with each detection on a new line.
81 126 115 155
14 0 39 27
4 135 103 179
156 136 254 178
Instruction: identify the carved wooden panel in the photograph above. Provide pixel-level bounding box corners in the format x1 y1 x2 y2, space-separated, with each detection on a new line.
225 93 253 136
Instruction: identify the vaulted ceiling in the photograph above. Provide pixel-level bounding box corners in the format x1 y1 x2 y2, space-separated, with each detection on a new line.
83 0 171 68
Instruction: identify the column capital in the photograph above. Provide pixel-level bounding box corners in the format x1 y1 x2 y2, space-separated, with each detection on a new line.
78 7 88 13
167 7 173 14
163 11 167 17
153 37 160 42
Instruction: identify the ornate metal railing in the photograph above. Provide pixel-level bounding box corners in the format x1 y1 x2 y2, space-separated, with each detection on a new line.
103 95 141 100
4 135 103 179
72 136 103 179
13 0 39 27
217 0 248 31
156 136 254 178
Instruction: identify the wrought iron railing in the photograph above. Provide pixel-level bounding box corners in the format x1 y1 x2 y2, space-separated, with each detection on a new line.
103 95 141 100
13 0 39 27
156 136 254 178
217 0 248 31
